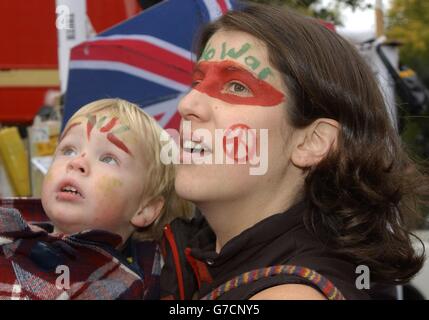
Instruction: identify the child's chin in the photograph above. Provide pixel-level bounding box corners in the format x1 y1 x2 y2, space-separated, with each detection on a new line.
47 212 85 235
51 223 82 236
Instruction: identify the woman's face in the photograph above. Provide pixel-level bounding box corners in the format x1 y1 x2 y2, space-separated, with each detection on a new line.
176 30 296 208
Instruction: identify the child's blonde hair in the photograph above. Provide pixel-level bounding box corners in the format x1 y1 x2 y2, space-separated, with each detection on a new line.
62 98 193 240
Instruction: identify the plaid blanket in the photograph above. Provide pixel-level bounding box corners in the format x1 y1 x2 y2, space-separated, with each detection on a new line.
0 207 160 300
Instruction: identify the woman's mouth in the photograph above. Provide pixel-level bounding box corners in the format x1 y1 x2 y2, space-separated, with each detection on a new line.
182 140 212 156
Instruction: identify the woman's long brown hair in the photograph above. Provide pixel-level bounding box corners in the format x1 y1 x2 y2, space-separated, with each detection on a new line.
197 2 428 284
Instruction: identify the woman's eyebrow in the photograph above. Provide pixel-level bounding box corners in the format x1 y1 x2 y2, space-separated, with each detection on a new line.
223 64 259 79
59 122 82 141
196 60 260 79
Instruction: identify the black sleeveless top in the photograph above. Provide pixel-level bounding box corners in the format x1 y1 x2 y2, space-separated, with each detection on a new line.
161 201 371 300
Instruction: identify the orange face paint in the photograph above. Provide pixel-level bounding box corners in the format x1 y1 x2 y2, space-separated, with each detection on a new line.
192 60 284 106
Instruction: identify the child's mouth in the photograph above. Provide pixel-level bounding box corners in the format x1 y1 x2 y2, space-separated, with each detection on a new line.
56 180 85 201
60 186 83 198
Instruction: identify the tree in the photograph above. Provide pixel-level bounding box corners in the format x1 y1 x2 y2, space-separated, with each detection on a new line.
387 0 429 87
248 0 371 25
387 0 429 161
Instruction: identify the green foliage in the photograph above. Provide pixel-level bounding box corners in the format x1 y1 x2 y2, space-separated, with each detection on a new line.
246 0 371 25
387 0 429 87
387 0 429 162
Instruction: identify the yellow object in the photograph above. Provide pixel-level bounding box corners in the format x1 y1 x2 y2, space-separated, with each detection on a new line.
28 118 61 197
0 69 59 87
0 127 31 196
399 69 416 79
33 124 60 157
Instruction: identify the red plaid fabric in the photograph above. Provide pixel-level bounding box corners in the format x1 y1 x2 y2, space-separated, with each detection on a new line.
0 198 49 223
0 207 159 300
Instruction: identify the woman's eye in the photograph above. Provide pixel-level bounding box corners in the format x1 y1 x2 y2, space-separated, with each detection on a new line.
62 147 77 157
100 155 119 165
224 81 252 96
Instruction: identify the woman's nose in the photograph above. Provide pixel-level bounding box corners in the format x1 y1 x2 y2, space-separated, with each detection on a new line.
177 89 212 122
67 153 90 176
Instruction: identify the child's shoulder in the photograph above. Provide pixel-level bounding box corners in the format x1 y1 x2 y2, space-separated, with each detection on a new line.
0 207 30 238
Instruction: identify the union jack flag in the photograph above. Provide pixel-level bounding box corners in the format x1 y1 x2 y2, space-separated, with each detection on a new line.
64 0 239 130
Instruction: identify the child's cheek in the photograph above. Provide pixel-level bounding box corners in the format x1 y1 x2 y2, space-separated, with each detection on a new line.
93 176 125 227
42 165 57 191
44 169 54 184
96 176 123 196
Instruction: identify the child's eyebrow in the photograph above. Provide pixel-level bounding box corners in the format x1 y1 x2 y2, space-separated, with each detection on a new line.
59 122 82 141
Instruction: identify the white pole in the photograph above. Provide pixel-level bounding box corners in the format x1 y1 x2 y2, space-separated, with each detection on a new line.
55 0 88 93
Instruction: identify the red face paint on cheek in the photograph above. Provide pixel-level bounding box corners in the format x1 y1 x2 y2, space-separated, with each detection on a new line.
193 61 284 106
223 124 257 162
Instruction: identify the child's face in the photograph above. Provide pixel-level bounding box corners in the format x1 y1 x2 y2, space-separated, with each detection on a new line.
42 111 147 241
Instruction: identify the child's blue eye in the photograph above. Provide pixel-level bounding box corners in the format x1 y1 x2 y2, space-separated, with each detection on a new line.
62 147 77 156
100 155 118 165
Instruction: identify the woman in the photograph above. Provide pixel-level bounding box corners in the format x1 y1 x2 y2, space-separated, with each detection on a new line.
160 3 427 300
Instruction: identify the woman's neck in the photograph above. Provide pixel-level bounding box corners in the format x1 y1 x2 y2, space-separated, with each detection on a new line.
199 187 301 253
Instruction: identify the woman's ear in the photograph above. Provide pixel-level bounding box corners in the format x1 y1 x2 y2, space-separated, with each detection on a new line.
291 118 339 168
131 197 165 228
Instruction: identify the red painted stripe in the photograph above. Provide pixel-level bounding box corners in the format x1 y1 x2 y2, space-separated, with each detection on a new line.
164 224 185 300
216 0 228 13
87 122 94 140
107 133 132 155
71 41 193 85
193 61 284 106
100 117 118 132
87 114 96 140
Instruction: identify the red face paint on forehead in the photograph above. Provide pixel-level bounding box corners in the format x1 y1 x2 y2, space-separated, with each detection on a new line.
107 133 132 156
87 114 96 140
192 60 284 106
100 117 119 132
99 116 133 156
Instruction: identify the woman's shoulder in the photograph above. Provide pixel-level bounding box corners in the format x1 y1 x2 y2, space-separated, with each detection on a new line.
250 283 326 300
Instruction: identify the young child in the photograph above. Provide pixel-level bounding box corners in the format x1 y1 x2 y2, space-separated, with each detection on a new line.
0 98 191 300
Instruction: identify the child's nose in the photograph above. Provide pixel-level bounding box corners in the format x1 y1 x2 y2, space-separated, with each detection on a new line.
67 153 90 176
